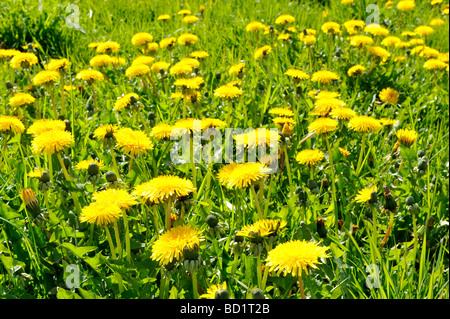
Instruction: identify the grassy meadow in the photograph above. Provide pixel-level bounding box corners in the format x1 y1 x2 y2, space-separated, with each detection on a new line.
0 0 449 300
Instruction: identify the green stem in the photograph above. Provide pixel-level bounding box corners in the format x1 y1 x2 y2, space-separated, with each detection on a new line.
191 269 199 299
324 134 339 231
298 275 306 299
113 220 122 260
105 226 117 260
56 152 82 214
165 200 172 231
250 184 264 220
122 211 132 264
256 254 262 288
283 143 294 193
356 133 367 176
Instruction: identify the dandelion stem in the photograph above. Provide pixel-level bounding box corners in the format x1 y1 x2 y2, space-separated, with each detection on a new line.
256 254 262 288
191 269 199 299
283 143 294 193
165 200 172 230
60 77 65 117
356 133 366 176
48 89 58 120
105 226 117 260
56 152 82 214
298 275 306 299
250 184 264 220
110 147 120 176
113 220 122 260
324 134 339 232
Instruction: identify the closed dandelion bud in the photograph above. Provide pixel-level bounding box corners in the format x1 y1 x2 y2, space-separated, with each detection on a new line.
321 178 329 189
148 111 156 126
64 119 71 132
252 288 265 299
6 81 14 91
86 103 95 113
22 188 41 219
383 184 397 213
295 85 303 95
258 82 265 91
316 218 327 238
87 162 100 176
183 243 200 261
307 179 319 194
215 289 229 299
105 171 117 183
405 196 415 206
164 258 178 272
369 191 378 205
405 196 420 214
40 170 50 183
63 156 71 169
338 219 344 231
417 150 425 158
417 158 428 171
129 95 138 105
206 214 219 228
352 225 359 235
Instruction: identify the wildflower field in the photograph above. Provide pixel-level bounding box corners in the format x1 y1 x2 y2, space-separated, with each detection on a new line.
0 0 449 302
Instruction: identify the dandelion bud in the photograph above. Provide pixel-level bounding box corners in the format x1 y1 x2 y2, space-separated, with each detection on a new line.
63 156 71 169
40 170 51 183
417 150 425 158
183 243 200 261
105 171 117 183
369 191 378 205
405 196 420 215
258 82 265 91
87 162 100 176
21 188 41 218
405 196 415 206
417 158 428 171
5 81 14 91
214 289 229 299
129 95 138 105
316 218 327 238
206 214 219 228
252 288 265 299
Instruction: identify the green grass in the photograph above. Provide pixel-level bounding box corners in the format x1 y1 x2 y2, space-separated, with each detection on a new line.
0 0 449 299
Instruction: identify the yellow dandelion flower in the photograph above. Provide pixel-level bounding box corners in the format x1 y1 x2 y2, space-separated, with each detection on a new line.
338 147 351 158
236 219 287 240
32 70 61 87
343 19 365 34
265 240 330 277
430 18 445 26
330 107 356 120
151 61 170 73
379 118 398 127
31 129 74 155
190 50 209 60
200 282 228 299
93 124 118 143
131 56 155 66
0 115 25 134
150 123 174 141
201 118 227 129
321 21 341 35
174 76 204 90
275 14 295 25
114 127 153 157
397 0 416 12
79 201 122 227
348 116 382 133
308 117 338 135
268 107 294 117
272 117 296 126
9 52 38 69
9 93 35 108
396 128 418 147
45 58 71 73
89 54 112 68
160 37 177 49
364 24 389 37
76 69 104 83
285 68 310 80
423 58 447 70
311 70 339 85
348 65 366 77
169 62 193 76
254 45 272 59
131 32 153 46
300 34 317 46
27 119 66 136
125 64 150 77
414 25 434 37
157 14 171 21
381 36 402 47
74 158 105 170
367 46 391 60
295 149 325 167
219 162 272 189
350 35 374 48
214 84 243 99
96 41 120 54
355 185 377 203
182 15 199 24
133 175 196 204
177 33 199 46
229 62 245 76
151 224 201 266
28 168 44 179
93 188 138 210
246 21 266 32
312 97 345 116
114 93 140 111
379 87 399 104
0 49 20 60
